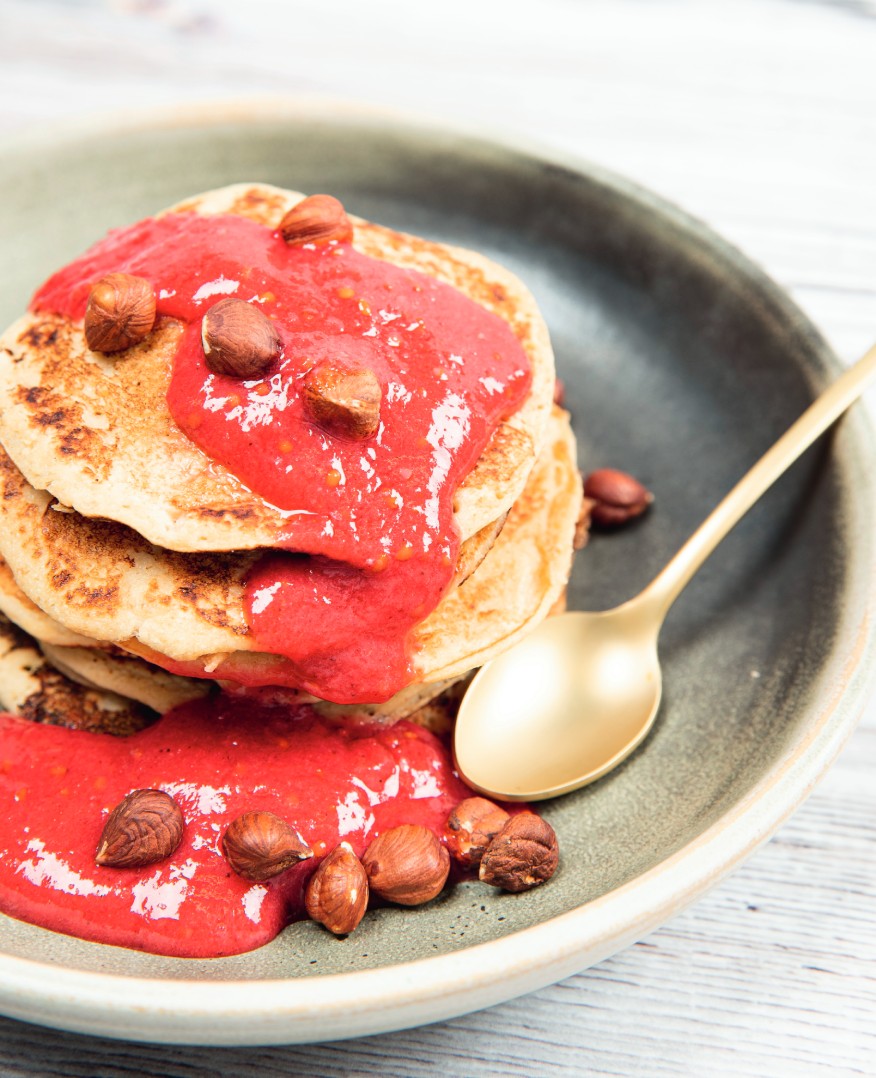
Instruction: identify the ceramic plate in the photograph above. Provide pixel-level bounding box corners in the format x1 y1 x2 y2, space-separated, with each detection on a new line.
0 103 873 1045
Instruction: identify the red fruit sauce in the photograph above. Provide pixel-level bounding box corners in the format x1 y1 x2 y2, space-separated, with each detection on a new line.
32 211 532 703
6 203 529 956
0 699 472 957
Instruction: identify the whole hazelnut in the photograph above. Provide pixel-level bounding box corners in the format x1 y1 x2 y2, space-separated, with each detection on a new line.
84 273 156 353
583 468 653 528
95 789 184 869
221 811 312 881
362 824 450 906
305 842 369 935
444 797 510 868
479 812 559 893
302 363 382 440
201 298 282 379
279 194 353 247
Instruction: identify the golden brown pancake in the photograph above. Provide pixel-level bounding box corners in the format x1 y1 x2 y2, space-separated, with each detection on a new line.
37 642 210 715
220 675 467 729
0 554 93 647
0 613 153 735
0 183 554 553
0 183 580 716
0 408 580 698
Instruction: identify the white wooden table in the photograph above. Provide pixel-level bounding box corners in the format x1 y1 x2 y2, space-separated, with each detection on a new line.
0 0 873 1073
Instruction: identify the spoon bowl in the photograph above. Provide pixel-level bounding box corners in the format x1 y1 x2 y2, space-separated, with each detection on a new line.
454 604 662 800
454 341 876 801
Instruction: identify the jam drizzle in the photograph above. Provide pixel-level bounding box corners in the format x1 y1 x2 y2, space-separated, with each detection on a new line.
32 212 532 702
0 700 472 958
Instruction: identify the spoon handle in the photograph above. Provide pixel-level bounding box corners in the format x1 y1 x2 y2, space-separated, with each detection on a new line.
641 341 876 619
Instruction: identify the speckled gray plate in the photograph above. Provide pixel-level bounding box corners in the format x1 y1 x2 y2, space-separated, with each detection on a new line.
0 102 874 1046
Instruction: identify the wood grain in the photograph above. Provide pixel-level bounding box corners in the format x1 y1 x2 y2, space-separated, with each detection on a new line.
0 0 873 1074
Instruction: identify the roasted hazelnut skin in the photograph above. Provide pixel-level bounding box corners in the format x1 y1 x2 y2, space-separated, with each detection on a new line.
84 273 156 353
95 788 184 869
278 194 353 246
305 843 369 935
201 298 282 379
479 812 559 893
302 363 382 440
443 797 510 869
583 468 653 528
221 810 312 881
361 824 450 906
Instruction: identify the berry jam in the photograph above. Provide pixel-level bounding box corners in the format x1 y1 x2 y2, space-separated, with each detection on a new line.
32 211 531 703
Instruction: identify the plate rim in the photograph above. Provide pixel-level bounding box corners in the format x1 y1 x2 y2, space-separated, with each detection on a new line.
1 98 874 1046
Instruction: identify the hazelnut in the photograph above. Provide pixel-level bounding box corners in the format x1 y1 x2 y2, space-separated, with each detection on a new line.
305 842 369 935
302 363 382 440
84 273 156 353
443 797 510 868
362 824 450 906
221 811 312 881
201 298 282 379
479 812 559 893
278 194 353 247
583 468 653 528
95 788 184 869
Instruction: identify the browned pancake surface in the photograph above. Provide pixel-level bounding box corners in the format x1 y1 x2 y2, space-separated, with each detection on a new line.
0 410 580 693
0 184 554 553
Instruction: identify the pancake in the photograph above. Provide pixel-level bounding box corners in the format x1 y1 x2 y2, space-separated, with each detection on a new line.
0 506 502 658
37 642 210 714
0 407 580 700
410 409 580 683
0 613 152 736
40 647 464 727
0 183 554 554
222 675 467 729
0 554 94 648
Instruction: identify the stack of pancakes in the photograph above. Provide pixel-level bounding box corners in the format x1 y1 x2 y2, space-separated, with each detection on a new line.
0 184 582 732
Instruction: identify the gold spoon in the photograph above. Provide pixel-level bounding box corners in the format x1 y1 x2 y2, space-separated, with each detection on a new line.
453 342 876 801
